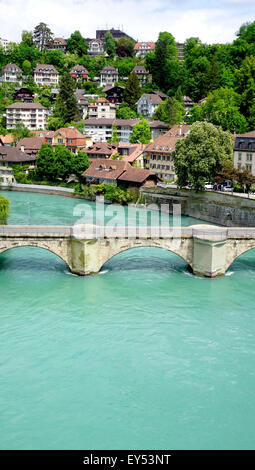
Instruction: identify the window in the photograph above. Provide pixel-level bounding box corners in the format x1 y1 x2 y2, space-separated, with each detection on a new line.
57 138 63 144
238 153 242 161
247 153 252 161
246 164 252 171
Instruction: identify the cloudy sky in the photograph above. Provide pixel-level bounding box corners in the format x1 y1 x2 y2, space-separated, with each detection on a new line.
0 0 254 44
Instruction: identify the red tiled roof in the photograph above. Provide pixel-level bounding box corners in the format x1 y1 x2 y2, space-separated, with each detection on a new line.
83 159 131 180
145 125 191 154
118 167 157 183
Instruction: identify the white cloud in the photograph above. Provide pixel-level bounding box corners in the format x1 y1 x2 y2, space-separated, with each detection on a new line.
0 0 254 44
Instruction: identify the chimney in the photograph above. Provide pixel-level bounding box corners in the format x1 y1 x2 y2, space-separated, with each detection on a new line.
179 123 182 136
21 145 25 152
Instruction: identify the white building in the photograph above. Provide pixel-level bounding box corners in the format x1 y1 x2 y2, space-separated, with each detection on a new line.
0 38 9 51
34 64 59 86
100 66 118 88
88 39 105 56
136 93 163 118
134 42 155 58
1 64 22 84
6 103 49 130
234 132 255 176
88 98 116 119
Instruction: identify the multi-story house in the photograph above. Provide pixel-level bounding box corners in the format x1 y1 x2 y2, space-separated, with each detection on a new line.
87 39 105 56
136 93 163 118
34 64 59 86
88 98 116 119
100 66 118 88
102 85 125 104
13 87 34 103
75 91 89 119
83 118 167 143
134 42 155 58
0 38 9 51
132 66 149 87
144 124 191 180
1 64 22 84
6 103 49 130
234 131 255 176
44 126 87 154
70 65 89 80
47 38 67 52
0 146 36 185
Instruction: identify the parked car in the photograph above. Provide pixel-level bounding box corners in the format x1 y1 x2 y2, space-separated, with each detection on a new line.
204 182 214 190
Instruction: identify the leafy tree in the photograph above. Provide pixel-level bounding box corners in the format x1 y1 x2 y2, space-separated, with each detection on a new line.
153 97 184 126
149 32 178 92
236 21 255 44
36 144 56 181
33 22 54 51
130 118 152 144
47 116 64 131
22 59 32 75
70 151 90 182
53 145 72 180
66 31 88 56
116 103 138 119
104 32 116 59
123 71 141 110
235 55 255 126
0 194 9 224
189 87 248 133
54 72 80 124
21 31 33 47
116 37 135 57
12 122 32 143
108 124 120 143
172 121 234 191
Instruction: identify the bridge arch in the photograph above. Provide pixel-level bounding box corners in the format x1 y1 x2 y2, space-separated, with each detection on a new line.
0 241 72 272
226 239 255 271
96 238 193 273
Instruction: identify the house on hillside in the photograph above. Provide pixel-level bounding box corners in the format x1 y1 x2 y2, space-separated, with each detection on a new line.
87 39 105 56
13 87 34 103
134 42 155 58
0 146 36 184
100 66 118 88
70 65 89 80
44 127 87 154
102 85 125 104
16 136 44 157
88 98 116 119
6 103 49 130
1 64 22 84
234 131 255 176
137 93 163 118
47 38 67 52
34 64 59 86
132 66 149 87
144 124 191 180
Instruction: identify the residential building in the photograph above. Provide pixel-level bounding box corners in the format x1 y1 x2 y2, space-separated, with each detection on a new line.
47 38 67 52
144 124 191 180
82 158 157 188
177 43 184 61
137 93 163 118
96 28 134 41
0 134 14 146
34 64 59 86
83 142 118 160
1 64 22 84
16 136 44 156
70 65 89 80
0 38 9 51
83 118 167 143
88 98 116 119
13 87 34 103
0 146 36 184
6 103 49 130
87 39 105 56
44 126 87 153
100 66 118 88
234 131 255 176
102 85 125 104
183 95 194 113
134 42 155 58
117 143 146 168
132 66 149 87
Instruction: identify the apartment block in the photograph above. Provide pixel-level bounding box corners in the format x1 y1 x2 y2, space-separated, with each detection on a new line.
6 103 49 130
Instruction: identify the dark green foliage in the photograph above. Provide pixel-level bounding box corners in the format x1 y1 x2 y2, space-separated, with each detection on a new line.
54 72 80 124
66 31 88 56
0 194 9 223
104 32 116 59
33 22 54 51
172 121 234 191
70 151 90 182
153 97 185 126
123 72 141 110
116 103 138 119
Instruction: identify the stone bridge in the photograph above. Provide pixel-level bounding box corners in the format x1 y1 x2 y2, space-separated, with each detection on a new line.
0 224 255 277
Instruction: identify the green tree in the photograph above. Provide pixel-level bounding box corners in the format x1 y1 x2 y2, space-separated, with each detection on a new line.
66 31 88 56
36 144 56 181
108 124 120 143
70 151 90 182
53 145 72 180
22 59 32 75
54 72 80 124
150 32 178 91
123 71 141 110
129 118 152 144
0 194 9 224
21 30 33 47
236 21 255 44
117 37 135 57
33 22 54 51
104 32 116 59
189 87 248 133
12 122 32 144
153 97 184 126
172 121 234 191
116 103 138 119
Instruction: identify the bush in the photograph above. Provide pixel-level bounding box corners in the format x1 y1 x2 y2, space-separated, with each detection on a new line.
0 194 10 224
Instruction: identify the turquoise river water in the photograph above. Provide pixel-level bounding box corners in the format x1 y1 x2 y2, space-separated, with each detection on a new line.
1 190 255 450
